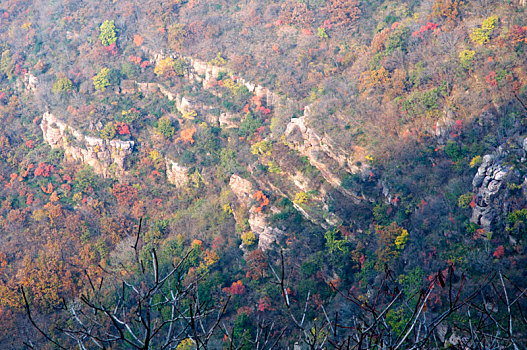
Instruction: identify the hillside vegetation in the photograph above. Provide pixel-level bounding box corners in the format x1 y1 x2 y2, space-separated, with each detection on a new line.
0 0 526 348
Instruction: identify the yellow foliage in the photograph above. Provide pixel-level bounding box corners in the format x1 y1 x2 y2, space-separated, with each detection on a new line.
176 338 195 350
470 15 498 45
394 229 408 250
223 203 233 214
189 169 207 188
209 52 226 66
49 191 59 203
293 191 309 205
154 57 175 76
203 250 219 266
250 141 272 156
149 150 162 162
359 67 390 92
181 110 197 120
31 209 47 222
469 155 482 168
222 78 245 95
241 231 256 246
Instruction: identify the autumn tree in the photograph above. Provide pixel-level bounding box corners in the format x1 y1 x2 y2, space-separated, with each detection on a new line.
167 24 188 50
325 0 361 27
133 34 143 47
154 57 179 77
432 0 463 25
279 0 315 27
156 116 175 138
111 182 138 207
99 20 117 46
22 222 230 349
374 222 408 270
99 122 116 139
93 68 111 91
52 76 73 93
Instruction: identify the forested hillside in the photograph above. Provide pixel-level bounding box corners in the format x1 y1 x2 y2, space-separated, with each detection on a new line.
0 0 526 348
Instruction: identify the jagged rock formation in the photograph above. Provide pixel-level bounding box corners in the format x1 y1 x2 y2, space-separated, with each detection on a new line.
284 106 364 202
22 72 38 92
40 112 134 177
141 49 370 204
229 174 284 251
219 112 239 129
165 158 189 188
120 80 220 124
142 47 280 108
186 57 280 107
471 138 524 230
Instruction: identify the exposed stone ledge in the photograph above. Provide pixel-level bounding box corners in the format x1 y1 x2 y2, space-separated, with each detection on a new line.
40 112 134 178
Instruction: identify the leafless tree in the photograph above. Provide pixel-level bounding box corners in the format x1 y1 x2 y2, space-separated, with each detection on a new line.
22 218 230 349
270 250 527 349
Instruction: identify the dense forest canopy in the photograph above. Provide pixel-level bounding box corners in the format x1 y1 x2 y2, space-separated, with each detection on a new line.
0 0 526 348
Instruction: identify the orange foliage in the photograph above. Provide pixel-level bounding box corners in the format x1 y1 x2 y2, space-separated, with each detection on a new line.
325 0 361 27
111 183 138 207
245 249 268 280
192 239 203 249
44 202 63 223
49 191 59 203
188 0 200 9
133 34 144 47
432 0 463 25
128 55 142 65
21 164 34 178
0 252 6 274
508 25 527 45
224 280 245 295
252 95 262 108
41 182 54 194
280 0 314 27
253 190 269 213
178 127 196 144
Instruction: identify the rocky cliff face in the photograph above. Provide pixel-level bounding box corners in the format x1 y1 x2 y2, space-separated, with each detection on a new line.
471 137 525 230
40 112 134 177
229 174 284 251
165 158 189 188
187 57 280 108
284 106 365 202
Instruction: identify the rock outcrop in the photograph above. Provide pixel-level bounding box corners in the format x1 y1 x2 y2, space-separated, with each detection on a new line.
187 57 280 108
165 158 189 188
23 72 39 92
40 112 134 177
471 138 524 230
120 80 219 123
141 47 280 108
229 174 284 251
284 107 363 202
